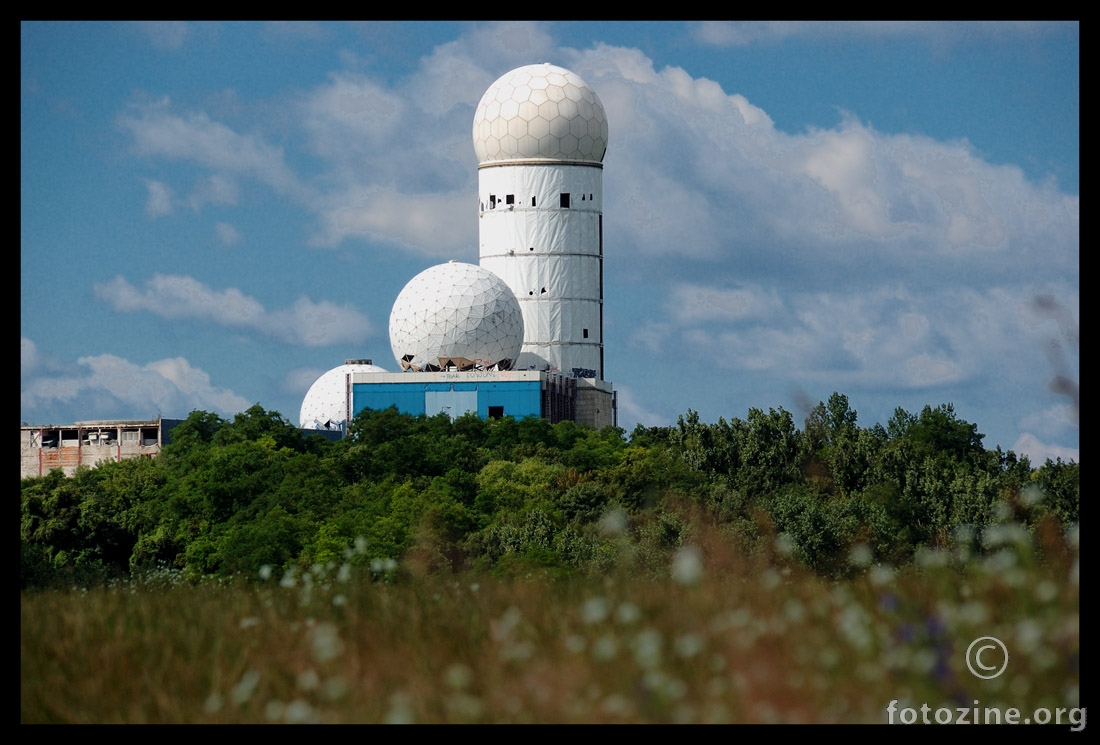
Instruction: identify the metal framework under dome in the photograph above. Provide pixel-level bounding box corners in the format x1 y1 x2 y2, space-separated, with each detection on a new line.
397 353 514 373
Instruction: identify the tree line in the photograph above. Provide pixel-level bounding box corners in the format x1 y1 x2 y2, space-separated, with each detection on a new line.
21 394 1078 588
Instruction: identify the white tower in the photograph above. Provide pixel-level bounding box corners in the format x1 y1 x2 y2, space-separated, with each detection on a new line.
473 63 608 380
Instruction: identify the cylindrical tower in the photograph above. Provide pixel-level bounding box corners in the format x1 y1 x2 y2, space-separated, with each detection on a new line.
473 63 608 379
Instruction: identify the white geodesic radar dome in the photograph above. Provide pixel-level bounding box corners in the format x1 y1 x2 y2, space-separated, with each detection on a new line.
473 63 607 165
300 360 388 430
389 262 524 371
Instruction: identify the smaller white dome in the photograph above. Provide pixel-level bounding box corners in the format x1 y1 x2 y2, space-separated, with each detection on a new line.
300 360 387 430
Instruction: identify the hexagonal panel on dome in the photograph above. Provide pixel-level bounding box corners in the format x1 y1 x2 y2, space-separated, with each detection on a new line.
473 63 607 164
389 262 524 372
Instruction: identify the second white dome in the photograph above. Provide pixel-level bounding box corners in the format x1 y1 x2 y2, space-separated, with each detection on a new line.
389 262 524 372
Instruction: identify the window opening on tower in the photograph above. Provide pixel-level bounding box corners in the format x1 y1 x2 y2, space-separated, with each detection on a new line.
560 193 570 208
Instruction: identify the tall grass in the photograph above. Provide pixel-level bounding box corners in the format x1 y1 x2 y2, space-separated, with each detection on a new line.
21 514 1078 724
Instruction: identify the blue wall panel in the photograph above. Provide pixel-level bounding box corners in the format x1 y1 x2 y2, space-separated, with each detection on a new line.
353 380 543 421
354 383 426 417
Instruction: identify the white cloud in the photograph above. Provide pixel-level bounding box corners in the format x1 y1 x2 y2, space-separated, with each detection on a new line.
130 21 192 51
563 43 1079 280
114 31 1078 281
119 101 309 202
653 283 1074 395
144 179 174 217
313 188 475 257
628 321 673 356
93 274 373 347
267 296 375 347
1012 432 1078 465
21 337 40 377
691 21 1065 48
190 174 240 210
215 222 242 245
260 21 331 43
21 353 251 421
95 274 265 323
667 283 785 325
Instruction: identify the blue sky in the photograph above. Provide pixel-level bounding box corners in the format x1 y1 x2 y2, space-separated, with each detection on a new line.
21 21 1079 463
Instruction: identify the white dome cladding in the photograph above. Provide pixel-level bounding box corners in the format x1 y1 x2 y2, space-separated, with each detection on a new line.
389 261 524 371
300 361 388 429
473 63 607 165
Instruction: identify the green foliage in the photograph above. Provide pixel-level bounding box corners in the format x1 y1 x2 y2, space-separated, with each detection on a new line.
1032 458 1079 527
19 394 1077 588
560 481 612 523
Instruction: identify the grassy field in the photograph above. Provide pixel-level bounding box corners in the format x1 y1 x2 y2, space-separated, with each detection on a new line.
21 519 1080 724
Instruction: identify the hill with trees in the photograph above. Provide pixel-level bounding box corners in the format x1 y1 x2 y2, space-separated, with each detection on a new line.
21 394 1078 589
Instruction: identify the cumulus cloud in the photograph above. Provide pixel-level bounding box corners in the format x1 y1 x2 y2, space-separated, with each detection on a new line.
119 100 309 202
113 27 1077 283
21 352 251 421
260 21 331 43
313 188 475 256
215 222 242 245
190 174 240 210
94 273 373 346
1012 432 1078 465
667 283 785 325
562 44 1079 288
144 179 174 217
130 21 192 51
691 21 1063 48
653 282 1077 398
21 337 40 377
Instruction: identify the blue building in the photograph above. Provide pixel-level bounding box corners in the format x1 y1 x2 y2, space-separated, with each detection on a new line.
351 370 616 428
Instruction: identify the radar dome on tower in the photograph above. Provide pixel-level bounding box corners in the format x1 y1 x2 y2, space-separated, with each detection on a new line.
389 261 524 372
473 63 607 165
